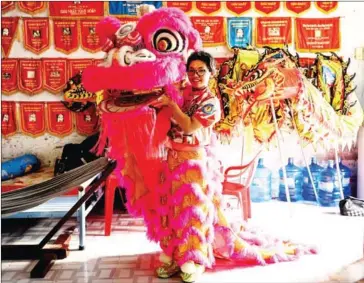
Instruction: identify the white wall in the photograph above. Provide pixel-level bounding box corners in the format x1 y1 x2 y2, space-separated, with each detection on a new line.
2 2 364 170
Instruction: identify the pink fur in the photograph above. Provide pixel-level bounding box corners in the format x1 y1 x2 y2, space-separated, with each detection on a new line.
136 7 202 53
83 56 186 93
96 16 121 46
172 183 208 204
170 206 211 231
177 250 213 268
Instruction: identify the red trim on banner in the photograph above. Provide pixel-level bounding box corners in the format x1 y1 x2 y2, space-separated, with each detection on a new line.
18 2 47 15
1 2 15 13
254 1 280 15
49 2 104 18
46 102 73 137
42 58 68 94
225 2 251 16
18 59 43 95
256 17 292 48
285 2 311 15
75 104 99 136
195 2 221 15
80 19 102 53
191 16 225 47
68 59 93 77
23 18 50 55
116 17 139 25
1 59 18 95
1 17 19 58
19 102 46 137
1 101 17 137
166 1 192 13
295 17 340 52
53 19 79 54
93 59 104 66
315 2 338 14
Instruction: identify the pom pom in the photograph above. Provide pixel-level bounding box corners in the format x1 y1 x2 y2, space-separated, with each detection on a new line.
181 261 196 274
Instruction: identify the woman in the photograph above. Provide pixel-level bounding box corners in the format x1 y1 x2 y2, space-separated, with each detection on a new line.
149 51 311 283
150 51 222 282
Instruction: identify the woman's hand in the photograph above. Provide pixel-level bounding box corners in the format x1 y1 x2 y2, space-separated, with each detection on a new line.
149 94 173 109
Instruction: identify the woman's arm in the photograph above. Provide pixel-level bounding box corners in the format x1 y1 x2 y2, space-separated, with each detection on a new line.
150 95 203 134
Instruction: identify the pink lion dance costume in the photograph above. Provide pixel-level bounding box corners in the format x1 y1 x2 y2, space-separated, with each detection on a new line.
83 7 316 281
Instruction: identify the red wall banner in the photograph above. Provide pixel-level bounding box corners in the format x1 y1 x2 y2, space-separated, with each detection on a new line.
75 104 99 136
19 102 46 137
191 16 225 47
18 59 43 95
42 58 68 94
46 102 73 137
315 2 338 14
49 1 104 17
53 19 79 54
225 2 251 16
254 1 280 15
1 17 19 58
285 2 311 15
80 19 102 53
1 101 17 137
23 18 50 54
295 17 340 52
68 59 93 77
166 1 192 13
1 59 18 95
256 17 292 48
195 1 221 15
18 2 47 15
1 2 15 13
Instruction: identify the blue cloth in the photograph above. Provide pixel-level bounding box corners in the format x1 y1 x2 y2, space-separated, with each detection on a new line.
227 17 252 48
2 154 41 181
109 1 163 15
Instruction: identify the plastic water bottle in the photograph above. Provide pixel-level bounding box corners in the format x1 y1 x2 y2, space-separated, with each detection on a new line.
278 158 303 202
334 158 352 197
302 157 324 202
318 160 340 207
250 158 272 202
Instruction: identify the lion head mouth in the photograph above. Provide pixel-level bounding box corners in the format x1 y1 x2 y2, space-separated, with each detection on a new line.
99 87 164 113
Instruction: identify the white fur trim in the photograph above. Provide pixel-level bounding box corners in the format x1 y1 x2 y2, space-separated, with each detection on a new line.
181 261 196 274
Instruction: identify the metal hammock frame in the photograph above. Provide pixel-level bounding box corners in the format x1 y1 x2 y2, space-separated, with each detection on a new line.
1 158 116 278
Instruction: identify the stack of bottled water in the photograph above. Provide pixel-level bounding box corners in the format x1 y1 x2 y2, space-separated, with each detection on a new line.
302 157 323 202
278 158 303 202
250 158 272 202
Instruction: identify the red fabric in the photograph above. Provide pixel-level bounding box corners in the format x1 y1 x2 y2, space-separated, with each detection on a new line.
23 18 50 54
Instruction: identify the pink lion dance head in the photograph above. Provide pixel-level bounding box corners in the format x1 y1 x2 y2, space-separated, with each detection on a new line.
82 7 202 215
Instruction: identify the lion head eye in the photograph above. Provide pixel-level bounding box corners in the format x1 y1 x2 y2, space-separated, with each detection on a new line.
153 29 185 53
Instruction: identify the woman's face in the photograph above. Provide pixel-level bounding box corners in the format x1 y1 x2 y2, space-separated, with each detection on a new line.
187 60 211 89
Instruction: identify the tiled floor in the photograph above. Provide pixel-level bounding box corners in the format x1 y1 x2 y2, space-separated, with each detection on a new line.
1 200 364 283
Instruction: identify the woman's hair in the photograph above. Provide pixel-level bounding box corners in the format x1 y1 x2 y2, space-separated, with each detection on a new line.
186 51 216 73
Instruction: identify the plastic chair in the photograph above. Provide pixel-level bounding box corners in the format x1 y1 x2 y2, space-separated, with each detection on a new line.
221 156 258 221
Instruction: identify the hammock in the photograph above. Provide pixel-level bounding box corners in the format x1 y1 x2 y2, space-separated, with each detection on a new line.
2 157 113 215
